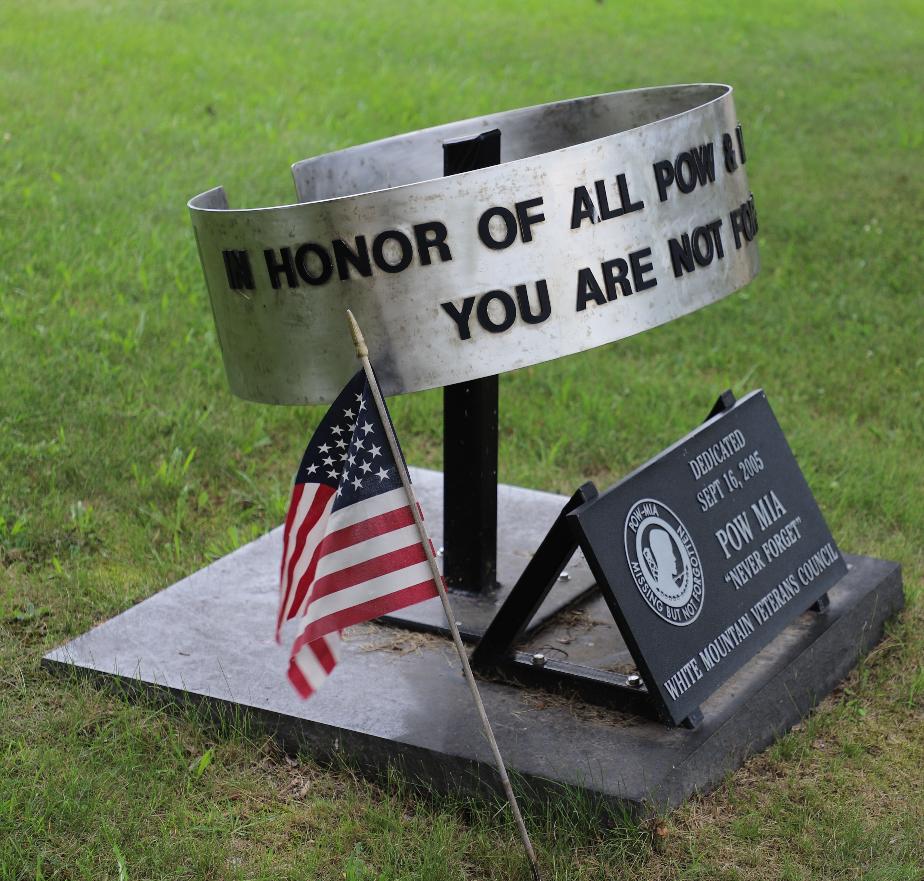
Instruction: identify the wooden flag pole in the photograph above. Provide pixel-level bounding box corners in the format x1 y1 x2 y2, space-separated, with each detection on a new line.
346 310 542 881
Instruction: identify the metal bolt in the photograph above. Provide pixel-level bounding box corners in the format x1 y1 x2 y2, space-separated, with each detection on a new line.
558 571 571 581
436 546 444 557
531 653 546 667
626 673 643 689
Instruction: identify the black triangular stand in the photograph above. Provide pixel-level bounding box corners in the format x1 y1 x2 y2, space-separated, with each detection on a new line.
470 479 664 722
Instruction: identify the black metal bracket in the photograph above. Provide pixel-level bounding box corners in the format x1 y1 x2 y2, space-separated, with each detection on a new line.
472 482 599 667
706 388 737 420
471 482 663 722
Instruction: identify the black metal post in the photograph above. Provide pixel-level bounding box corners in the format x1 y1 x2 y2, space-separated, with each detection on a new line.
442 129 501 593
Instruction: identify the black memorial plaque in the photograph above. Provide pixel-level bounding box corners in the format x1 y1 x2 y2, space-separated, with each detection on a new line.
568 390 848 726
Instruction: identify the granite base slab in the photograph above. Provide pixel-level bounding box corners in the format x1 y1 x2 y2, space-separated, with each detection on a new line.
43 470 904 812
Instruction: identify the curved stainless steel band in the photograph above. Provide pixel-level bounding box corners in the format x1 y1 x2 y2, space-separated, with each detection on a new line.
189 84 759 404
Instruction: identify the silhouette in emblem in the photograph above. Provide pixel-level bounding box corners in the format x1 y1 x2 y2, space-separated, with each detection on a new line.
643 528 681 594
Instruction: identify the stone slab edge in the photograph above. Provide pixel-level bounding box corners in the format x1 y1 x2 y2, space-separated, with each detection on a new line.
41 557 904 816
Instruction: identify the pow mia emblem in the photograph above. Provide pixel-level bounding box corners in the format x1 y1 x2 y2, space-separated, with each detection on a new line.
624 498 704 626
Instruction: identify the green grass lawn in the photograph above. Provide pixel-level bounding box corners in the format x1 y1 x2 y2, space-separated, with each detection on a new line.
2 0 923 877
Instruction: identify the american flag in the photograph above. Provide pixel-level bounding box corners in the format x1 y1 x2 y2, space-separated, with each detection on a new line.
277 369 439 698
